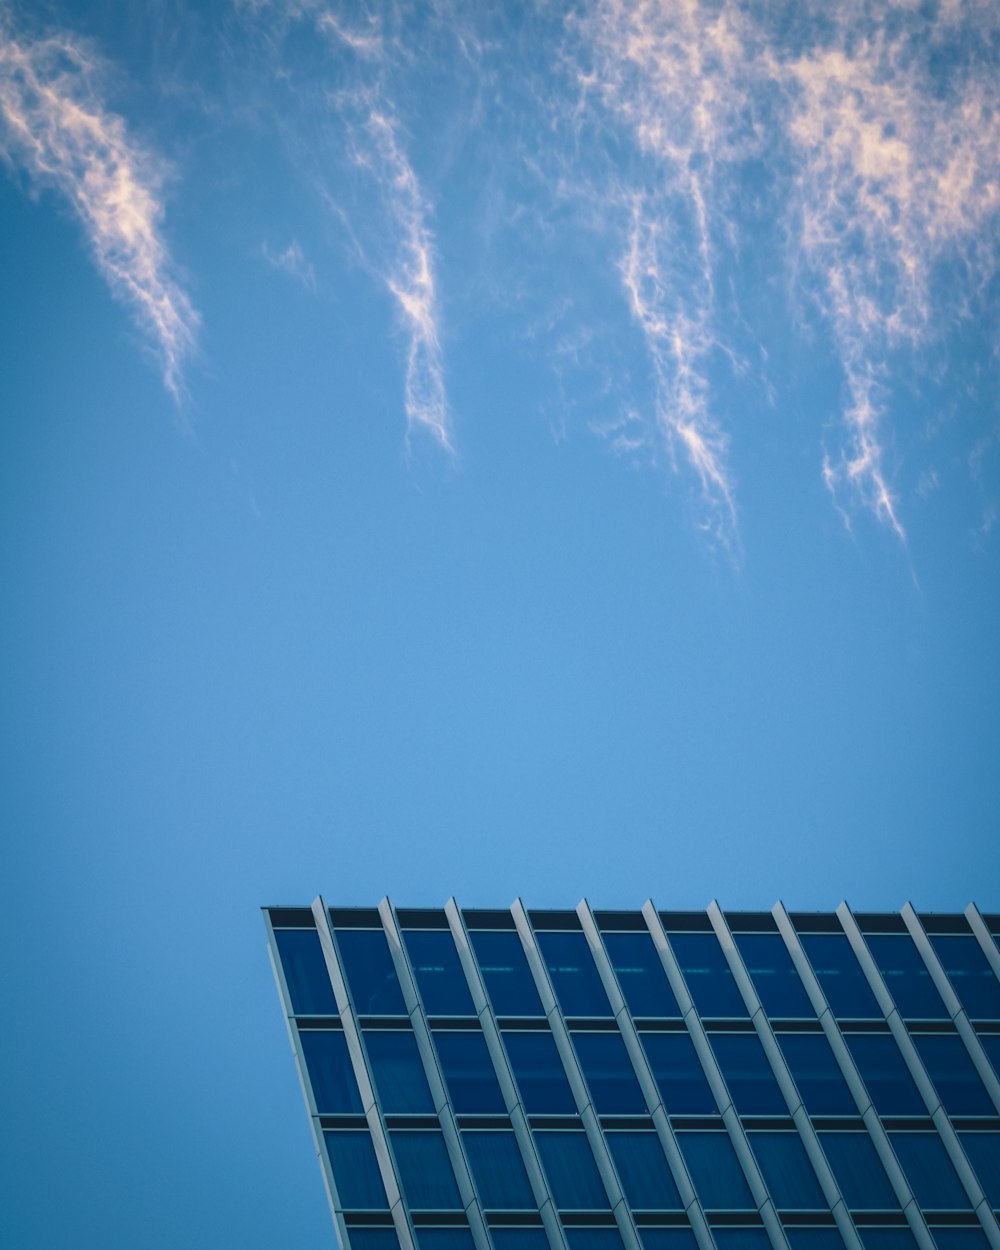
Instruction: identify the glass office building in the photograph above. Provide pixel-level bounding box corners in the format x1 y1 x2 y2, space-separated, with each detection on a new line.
264 901 1000 1250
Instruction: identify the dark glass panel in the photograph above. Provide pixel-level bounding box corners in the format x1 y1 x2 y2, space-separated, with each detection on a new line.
776 1033 856 1115
338 929 407 1015
911 1034 995 1116
639 1231 699 1250
857 1231 919 1250
432 1031 506 1113
415 1232 477 1250
564 1231 625 1250
817 1133 898 1210
641 1032 718 1114
785 1232 846 1250
931 1230 991 1250
669 934 748 1018
390 1131 462 1210
534 1132 608 1210
709 1033 787 1115
929 937 1000 1020
502 1031 576 1114
845 1034 925 1115
734 934 815 1018
711 1231 772 1250
535 931 612 1017
747 1132 825 1210
364 1030 435 1113
463 1130 535 1209
324 1131 389 1209
675 1132 754 1210
865 936 948 1020
606 1131 682 1209
573 1032 648 1115
300 1029 363 1113
800 936 882 1019
957 1132 1000 1207
489 1231 550 1250
470 931 544 1017
603 932 681 1018
275 928 338 1015
980 1033 1000 1079
888 1133 970 1209
348 1231 401 1250
404 930 476 1016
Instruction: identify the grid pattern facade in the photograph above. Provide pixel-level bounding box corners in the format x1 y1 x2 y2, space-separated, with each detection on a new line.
263 900 1000 1250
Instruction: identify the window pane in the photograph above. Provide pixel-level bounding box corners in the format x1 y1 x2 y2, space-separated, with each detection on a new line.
675 1132 754 1210
432 1030 506 1113
564 1231 625 1250
980 1033 1000 1080
865 936 948 1020
957 1132 1000 1207
324 1131 389 1209
800 936 882 1019
489 1230 550 1250
606 1131 682 1209
857 1231 919 1250
534 1131 608 1209
300 1030 363 1113
669 934 748 1017
785 1231 846 1250
464 1130 535 1209
911 1034 995 1116
711 1231 772 1250
390 1131 462 1209
929 937 1000 1020
536 931 612 1017
470 930 545 1017
735 934 815 1018
748 1132 825 1210
573 1032 648 1114
817 1133 898 1209
776 1033 856 1115
931 1230 991 1250
845 1034 925 1115
338 929 407 1015
639 1231 699 1250
709 1032 787 1115
502 1031 576 1114
275 929 338 1015
888 1133 970 1209
404 930 476 1016
641 1032 718 1114
603 932 681 1018
364 1030 435 1113
415 1232 476 1250
348 1231 401 1250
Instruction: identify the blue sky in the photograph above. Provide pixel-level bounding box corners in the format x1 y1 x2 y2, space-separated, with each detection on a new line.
1 0 998 1246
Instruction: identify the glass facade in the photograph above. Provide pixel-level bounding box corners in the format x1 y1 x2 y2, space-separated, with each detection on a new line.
266 903 1000 1250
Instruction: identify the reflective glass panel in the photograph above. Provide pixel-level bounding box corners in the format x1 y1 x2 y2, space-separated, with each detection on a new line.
931 1230 991 1250
324 1131 389 1209
606 1131 682 1209
534 1131 608 1209
641 1032 718 1114
470 930 545 1017
929 937 1000 1020
502 1030 576 1114
957 1132 1000 1207
865 936 948 1020
337 929 407 1015
747 1131 825 1209
981 1033 1000 1079
275 928 338 1015
669 934 748 1017
711 1231 772 1250
603 932 681 1018
675 1132 754 1210
817 1133 898 1209
573 1032 648 1114
403 929 476 1016
785 1232 846 1250
845 1034 925 1115
349 1231 401 1250
800 936 882 1019
776 1033 856 1115
489 1230 550 1250
536 931 612 1017
911 1034 995 1116
735 934 815 1018
463 1130 535 1209
300 1030 363 1113
364 1030 435 1113
639 1231 698 1250
564 1231 625 1250
888 1133 970 1209
390 1131 462 1209
857 1231 919 1250
709 1032 787 1114
415 1232 476 1250
432 1030 506 1113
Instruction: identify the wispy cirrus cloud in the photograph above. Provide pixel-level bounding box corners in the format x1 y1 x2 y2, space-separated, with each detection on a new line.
0 17 197 399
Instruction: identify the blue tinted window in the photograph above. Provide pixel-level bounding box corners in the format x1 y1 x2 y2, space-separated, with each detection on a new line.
735 934 815 1018
800 936 882 1019
324 1131 389 1209
669 933 748 1017
300 1030 363 1113
390 1131 462 1209
603 932 681 1018
573 1032 647 1114
818 1133 898 1209
957 1132 1000 1206
489 1231 550 1250
415 1232 476 1250
275 929 338 1015
639 1231 698 1250
866 936 948 1020
931 1230 991 1250
748 1132 825 1210
536 931 612 1017
534 1132 608 1209
470 930 544 1017
911 1034 995 1116
364 1030 435 1113
463 1131 534 1209
349 1231 401 1250
711 1231 772 1250
785 1232 846 1250
777 1033 856 1115
564 1231 625 1250
338 929 407 1015
606 1131 682 1209
709 1032 787 1114
845 1034 925 1115
929 937 1000 1020
675 1132 754 1209
641 1032 717 1114
857 1231 918 1250
888 1133 970 1209
979 1033 1000 1079
403 930 476 1016
432 1030 506 1113
502 1030 576 1114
